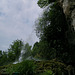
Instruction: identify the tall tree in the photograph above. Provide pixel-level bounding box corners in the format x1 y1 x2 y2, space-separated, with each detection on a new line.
0 51 8 66
35 2 70 62
0 50 2 59
32 42 39 57
22 43 32 60
8 39 23 61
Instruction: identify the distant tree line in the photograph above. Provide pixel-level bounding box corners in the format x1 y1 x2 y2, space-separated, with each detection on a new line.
0 39 32 66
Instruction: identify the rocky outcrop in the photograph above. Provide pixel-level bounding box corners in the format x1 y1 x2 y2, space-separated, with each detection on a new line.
62 0 75 28
57 0 75 64
58 0 75 44
59 0 75 29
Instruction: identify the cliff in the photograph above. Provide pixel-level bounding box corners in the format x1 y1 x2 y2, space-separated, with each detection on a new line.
58 0 75 44
54 0 75 64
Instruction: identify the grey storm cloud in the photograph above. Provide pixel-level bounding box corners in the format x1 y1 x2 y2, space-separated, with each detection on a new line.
0 0 42 51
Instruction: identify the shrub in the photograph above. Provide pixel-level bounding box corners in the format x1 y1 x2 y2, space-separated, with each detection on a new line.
39 70 54 75
17 60 36 75
6 60 36 75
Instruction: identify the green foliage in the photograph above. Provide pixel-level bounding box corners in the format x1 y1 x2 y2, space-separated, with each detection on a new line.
8 39 23 62
32 42 40 57
32 41 50 59
34 59 67 75
35 2 70 63
6 64 19 75
0 39 24 66
8 51 16 62
0 51 8 66
39 70 54 75
37 0 56 8
0 50 2 58
37 70 55 75
6 60 36 75
22 43 32 60
37 0 48 8
37 0 75 64
45 70 54 75
36 2 68 40
0 40 32 66
17 60 35 75
1 60 74 75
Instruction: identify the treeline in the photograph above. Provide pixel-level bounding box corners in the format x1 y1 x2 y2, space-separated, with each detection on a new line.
0 40 32 66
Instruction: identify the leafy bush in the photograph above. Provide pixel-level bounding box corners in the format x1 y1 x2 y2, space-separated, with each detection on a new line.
45 70 54 75
39 70 54 75
6 64 20 75
17 60 36 75
6 60 36 75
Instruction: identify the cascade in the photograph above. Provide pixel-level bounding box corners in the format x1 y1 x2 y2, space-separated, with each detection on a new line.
18 50 24 62
13 50 24 64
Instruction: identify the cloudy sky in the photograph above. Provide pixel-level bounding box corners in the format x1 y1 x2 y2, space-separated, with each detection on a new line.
0 0 42 51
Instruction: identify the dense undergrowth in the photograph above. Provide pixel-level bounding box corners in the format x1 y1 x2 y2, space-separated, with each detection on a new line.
0 59 74 75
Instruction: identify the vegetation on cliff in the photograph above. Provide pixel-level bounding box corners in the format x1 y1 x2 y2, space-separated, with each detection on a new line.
0 0 75 75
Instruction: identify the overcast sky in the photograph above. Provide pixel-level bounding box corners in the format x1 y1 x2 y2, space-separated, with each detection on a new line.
0 0 42 51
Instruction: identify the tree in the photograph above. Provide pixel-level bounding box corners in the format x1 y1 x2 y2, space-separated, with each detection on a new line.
0 50 2 59
8 39 23 61
0 51 8 66
0 50 3 65
37 0 56 8
32 41 56 60
35 2 70 62
22 43 32 60
32 42 39 57
8 51 16 62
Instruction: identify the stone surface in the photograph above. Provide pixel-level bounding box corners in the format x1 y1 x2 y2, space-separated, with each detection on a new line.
58 0 75 44
71 9 75 30
59 0 75 29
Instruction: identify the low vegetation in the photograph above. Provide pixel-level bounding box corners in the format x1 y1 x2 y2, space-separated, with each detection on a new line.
0 59 74 75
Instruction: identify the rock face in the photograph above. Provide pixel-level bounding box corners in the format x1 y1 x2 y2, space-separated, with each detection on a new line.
58 0 75 44
62 0 75 29
59 0 75 28
58 0 75 63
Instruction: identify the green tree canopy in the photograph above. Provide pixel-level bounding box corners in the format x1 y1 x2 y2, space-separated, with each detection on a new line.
22 43 32 60
35 2 70 63
0 51 8 66
37 0 56 8
8 39 23 61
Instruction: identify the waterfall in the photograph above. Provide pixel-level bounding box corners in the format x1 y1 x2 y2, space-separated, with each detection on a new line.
43 3 54 12
13 50 24 64
18 50 24 62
